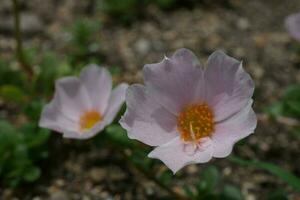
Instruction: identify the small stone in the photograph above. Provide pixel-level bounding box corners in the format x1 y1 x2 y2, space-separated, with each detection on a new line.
223 167 232 176
237 18 250 30
54 179 65 187
50 190 69 200
0 13 43 35
89 168 107 182
134 38 151 56
186 165 198 174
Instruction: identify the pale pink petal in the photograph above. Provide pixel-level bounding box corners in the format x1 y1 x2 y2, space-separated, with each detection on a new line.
211 100 257 158
143 48 203 115
285 12 300 41
205 51 254 122
104 83 128 124
55 77 92 121
39 97 79 133
63 121 107 139
120 84 178 146
148 137 213 174
80 64 112 113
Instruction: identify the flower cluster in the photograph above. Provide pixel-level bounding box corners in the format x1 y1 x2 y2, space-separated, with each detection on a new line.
40 49 257 173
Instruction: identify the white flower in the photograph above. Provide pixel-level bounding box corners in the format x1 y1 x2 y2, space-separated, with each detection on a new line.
39 64 128 139
120 49 257 173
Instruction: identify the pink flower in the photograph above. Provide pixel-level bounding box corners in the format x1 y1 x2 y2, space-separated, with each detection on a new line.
39 65 128 139
120 49 257 173
285 12 300 41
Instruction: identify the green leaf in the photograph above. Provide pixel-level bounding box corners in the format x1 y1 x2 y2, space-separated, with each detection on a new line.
267 189 288 200
266 84 300 118
105 124 135 148
229 156 300 192
0 85 26 103
159 170 173 185
23 166 41 182
220 184 244 200
183 185 195 198
0 120 49 187
200 166 220 193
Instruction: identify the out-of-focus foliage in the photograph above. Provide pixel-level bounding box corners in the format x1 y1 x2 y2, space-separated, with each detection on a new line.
0 60 26 88
183 166 244 200
266 84 300 138
229 156 300 194
267 84 300 119
97 0 233 24
35 52 72 95
0 120 49 187
66 18 102 66
97 0 187 24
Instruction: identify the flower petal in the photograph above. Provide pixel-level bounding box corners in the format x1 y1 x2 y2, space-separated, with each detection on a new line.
80 64 112 113
55 77 92 121
285 12 300 41
63 121 107 139
205 51 254 122
104 83 128 124
148 137 213 174
211 100 257 158
39 97 79 133
120 84 178 146
143 48 203 115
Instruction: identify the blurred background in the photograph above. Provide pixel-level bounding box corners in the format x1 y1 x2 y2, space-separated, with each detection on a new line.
0 0 300 199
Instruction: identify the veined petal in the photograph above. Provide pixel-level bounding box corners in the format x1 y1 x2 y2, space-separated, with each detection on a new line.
39 98 79 133
143 48 204 115
104 83 128 124
205 51 254 122
63 120 107 139
80 64 112 113
55 77 92 120
211 100 257 158
120 84 178 146
148 137 213 174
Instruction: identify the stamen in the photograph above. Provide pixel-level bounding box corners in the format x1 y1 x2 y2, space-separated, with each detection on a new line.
177 103 214 142
79 110 102 131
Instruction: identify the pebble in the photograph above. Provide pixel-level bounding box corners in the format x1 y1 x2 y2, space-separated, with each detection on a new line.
0 13 43 35
89 168 107 182
50 190 69 200
134 38 151 56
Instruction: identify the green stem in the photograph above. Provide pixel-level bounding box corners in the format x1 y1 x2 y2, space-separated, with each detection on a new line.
12 0 34 78
119 150 187 200
106 135 187 200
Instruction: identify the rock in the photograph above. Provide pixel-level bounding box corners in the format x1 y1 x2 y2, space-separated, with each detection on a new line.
50 190 69 200
237 18 250 30
0 0 11 13
134 38 151 56
0 13 43 35
20 13 43 34
89 168 107 182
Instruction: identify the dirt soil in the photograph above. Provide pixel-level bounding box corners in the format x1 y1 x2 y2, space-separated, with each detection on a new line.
0 0 300 199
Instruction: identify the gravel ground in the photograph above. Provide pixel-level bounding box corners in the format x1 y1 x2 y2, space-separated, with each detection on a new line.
0 0 300 199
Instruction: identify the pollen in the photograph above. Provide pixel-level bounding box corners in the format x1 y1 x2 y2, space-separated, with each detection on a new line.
79 110 102 131
177 103 214 142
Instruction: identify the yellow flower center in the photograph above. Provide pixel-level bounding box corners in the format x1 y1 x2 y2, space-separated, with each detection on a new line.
177 103 214 142
79 110 102 131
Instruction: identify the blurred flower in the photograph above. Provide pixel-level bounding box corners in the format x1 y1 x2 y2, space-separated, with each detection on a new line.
120 49 257 173
39 65 128 139
285 12 300 41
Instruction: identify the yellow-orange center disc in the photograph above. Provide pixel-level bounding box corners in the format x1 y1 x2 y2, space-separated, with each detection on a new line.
79 110 102 131
177 103 214 142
